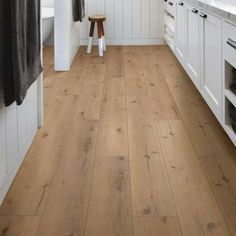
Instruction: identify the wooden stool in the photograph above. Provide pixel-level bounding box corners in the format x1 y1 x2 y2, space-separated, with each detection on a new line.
87 15 106 57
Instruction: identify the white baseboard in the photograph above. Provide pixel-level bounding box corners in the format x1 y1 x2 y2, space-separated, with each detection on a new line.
80 38 166 46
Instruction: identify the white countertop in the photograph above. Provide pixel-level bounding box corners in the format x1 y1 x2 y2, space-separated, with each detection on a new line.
185 0 236 22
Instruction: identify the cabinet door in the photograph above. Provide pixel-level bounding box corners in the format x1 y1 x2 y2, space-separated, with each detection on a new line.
186 4 200 88
200 12 222 120
176 1 186 65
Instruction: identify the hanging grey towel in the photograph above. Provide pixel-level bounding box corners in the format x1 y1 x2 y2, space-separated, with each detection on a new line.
1 0 42 106
72 0 85 22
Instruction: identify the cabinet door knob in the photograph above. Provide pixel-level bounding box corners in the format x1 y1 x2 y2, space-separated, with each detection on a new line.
178 2 184 6
168 2 174 6
192 8 198 14
227 38 236 50
164 0 168 2
200 13 207 18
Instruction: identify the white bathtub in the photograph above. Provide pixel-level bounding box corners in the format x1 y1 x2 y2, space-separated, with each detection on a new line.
42 7 54 43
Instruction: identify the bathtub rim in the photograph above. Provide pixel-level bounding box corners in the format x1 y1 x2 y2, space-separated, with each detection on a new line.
42 7 54 19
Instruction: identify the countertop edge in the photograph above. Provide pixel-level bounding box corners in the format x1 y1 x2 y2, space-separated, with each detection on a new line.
183 0 236 23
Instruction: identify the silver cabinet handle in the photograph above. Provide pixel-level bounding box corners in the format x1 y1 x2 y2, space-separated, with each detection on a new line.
178 2 184 6
227 38 236 50
168 1 174 6
192 8 198 14
200 13 207 18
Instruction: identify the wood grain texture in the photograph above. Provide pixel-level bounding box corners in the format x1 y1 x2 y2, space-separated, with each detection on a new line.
95 47 128 157
1 46 236 236
198 153 236 236
133 216 182 236
144 64 181 120
127 96 176 217
36 120 98 236
157 120 231 236
0 216 40 236
85 156 133 236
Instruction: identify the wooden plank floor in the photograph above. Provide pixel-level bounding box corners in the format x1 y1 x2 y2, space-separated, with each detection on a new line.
1 46 236 236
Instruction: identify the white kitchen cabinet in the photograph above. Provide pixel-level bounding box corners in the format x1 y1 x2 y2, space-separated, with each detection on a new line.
186 4 200 88
175 0 186 65
223 22 236 145
172 0 236 145
200 11 222 120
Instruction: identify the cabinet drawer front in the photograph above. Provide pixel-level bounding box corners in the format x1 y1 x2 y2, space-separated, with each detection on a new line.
163 0 168 8
166 0 176 16
186 4 200 86
176 1 186 64
199 11 222 120
224 21 236 66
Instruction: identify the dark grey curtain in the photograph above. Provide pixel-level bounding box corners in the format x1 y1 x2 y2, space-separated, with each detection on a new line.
0 0 4 106
1 0 42 106
72 0 85 22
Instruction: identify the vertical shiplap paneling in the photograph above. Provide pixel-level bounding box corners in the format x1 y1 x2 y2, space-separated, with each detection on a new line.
0 80 39 204
123 0 132 39
132 0 141 38
26 82 38 142
0 105 6 187
114 0 123 39
96 0 105 15
81 0 163 43
158 0 165 37
141 0 150 38
6 104 18 172
80 0 89 40
17 100 27 153
150 0 159 38
105 0 114 39
87 0 98 37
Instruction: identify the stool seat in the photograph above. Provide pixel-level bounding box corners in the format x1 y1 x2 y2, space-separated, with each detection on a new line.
89 15 106 22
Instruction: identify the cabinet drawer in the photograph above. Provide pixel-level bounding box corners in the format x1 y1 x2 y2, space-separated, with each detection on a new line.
224 21 236 66
164 0 176 17
163 0 168 9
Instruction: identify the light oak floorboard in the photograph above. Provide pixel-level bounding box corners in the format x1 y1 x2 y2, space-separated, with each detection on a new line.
127 96 176 217
133 216 182 236
198 154 236 236
36 119 98 236
0 46 236 236
85 156 133 236
144 63 181 121
0 216 40 236
95 47 128 157
157 119 231 236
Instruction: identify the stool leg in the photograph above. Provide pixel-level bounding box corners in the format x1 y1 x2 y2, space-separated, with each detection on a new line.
101 23 106 51
97 22 103 57
87 22 95 54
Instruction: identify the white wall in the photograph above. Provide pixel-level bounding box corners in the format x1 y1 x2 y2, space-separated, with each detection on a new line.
55 0 80 71
42 0 55 46
0 78 41 204
80 0 164 45
42 0 54 7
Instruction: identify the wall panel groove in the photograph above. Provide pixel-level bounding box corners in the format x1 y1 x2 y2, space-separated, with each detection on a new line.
81 0 163 44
